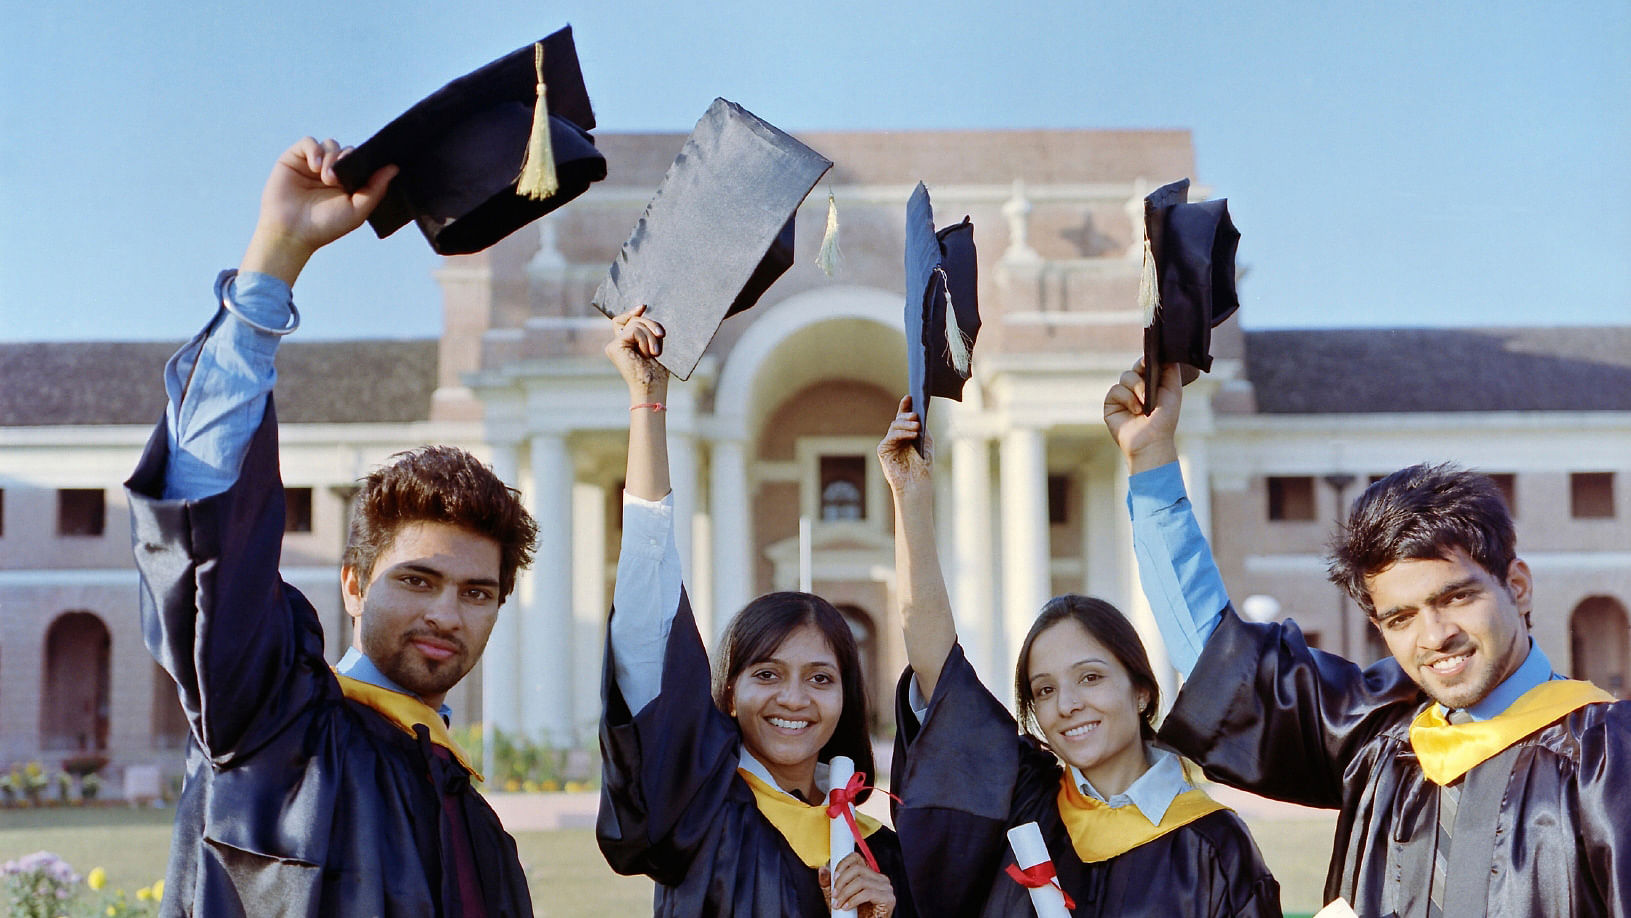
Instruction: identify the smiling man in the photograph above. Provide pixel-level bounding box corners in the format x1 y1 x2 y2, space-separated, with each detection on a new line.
128 137 538 917
1104 364 1629 918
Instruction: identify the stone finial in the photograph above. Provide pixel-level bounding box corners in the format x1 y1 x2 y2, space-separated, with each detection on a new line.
1125 177 1150 259
526 217 569 282
1001 179 1041 263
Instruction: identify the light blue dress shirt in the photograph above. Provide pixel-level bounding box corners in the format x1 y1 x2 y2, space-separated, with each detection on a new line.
163 271 292 500
337 646 455 724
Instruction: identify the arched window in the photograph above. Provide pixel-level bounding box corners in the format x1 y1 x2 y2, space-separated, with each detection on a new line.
819 456 867 521
1571 596 1630 697
836 604 879 732
41 611 111 751
152 661 190 749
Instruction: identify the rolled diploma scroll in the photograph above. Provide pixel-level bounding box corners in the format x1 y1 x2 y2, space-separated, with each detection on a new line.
1006 822 1071 918
828 755 857 918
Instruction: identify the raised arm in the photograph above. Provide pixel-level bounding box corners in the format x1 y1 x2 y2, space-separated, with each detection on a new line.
131 138 396 760
164 138 396 499
1103 361 1230 676
605 308 684 715
878 398 957 700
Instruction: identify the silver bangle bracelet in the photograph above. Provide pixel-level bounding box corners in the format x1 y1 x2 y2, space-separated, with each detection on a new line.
216 269 300 336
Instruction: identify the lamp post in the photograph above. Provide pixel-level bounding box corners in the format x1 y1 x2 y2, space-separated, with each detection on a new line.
1322 474 1356 658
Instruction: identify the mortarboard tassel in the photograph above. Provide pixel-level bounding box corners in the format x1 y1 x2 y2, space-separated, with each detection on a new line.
936 266 973 378
1137 237 1161 326
816 191 842 276
517 42 559 201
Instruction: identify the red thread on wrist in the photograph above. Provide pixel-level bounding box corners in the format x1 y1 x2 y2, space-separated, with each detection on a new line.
630 402 666 412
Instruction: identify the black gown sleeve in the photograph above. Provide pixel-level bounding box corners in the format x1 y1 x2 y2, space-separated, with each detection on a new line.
126 399 332 766
1575 704 1631 913
1157 607 1424 809
596 591 742 886
890 642 1061 917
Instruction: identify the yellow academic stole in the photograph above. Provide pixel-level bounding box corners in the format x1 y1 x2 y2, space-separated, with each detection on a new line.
738 768 883 868
1054 773 1229 863
335 672 482 780
1409 679 1614 786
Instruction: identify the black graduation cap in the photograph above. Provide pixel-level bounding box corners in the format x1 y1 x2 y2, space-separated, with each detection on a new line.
332 25 607 256
1139 178 1240 414
590 98 832 381
905 182 980 452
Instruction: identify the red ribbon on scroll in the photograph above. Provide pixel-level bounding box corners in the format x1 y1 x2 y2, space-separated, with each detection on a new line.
826 771 898 873
1005 861 1078 910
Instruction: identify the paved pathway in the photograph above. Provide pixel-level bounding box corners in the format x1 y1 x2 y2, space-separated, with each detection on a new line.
487 782 1335 833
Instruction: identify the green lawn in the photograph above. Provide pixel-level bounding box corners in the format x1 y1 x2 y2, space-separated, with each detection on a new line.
0 806 649 917
4 804 1333 916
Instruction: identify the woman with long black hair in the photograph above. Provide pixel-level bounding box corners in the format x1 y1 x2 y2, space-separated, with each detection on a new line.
597 307 910 917
877 398 1279 916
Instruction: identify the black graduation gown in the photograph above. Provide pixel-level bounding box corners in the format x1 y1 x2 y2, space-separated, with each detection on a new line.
891 643 1280 917
1159 607 1631 918
597 594 915 917
128 405 533 917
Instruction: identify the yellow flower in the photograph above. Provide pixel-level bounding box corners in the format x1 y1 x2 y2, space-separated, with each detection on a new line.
137 885 152 901
106 908 117 917
87 866 107 891
153 879 165 900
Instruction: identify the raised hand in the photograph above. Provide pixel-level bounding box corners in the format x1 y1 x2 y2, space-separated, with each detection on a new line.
608 305 671 501
1103 360 1182 474
604 305 670 400
819 852 897 918
876 396 933 499
242 137 397 285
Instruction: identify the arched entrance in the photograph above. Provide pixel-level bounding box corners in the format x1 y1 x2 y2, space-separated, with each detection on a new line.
1570 596 1630 697
41 611 111 751
835 604 881 733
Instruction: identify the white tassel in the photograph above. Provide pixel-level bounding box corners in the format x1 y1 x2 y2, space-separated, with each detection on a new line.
517 42 559 201
937 266 972 378
816 192 842 277
1137 237 1160 326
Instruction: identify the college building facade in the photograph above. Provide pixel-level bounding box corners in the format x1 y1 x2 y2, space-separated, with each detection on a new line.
3 127 1627 786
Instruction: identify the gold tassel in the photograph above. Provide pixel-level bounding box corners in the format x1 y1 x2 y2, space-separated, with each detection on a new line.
517 42 558 201
816 191 842 276
1137 237 1161 327
936 266 973 378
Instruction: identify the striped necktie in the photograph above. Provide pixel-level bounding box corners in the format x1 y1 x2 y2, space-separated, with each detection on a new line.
1427 708 1474 917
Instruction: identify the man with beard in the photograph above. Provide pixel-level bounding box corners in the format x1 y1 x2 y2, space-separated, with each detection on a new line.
1103 363 1630 917
128 137 538 916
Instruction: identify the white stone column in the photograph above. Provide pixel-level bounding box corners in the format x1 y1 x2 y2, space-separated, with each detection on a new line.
999 427 1051 694
950 434 1000 691
710 437 752 643
482 441 522 753
669 431 699 581
571 481 608 741
523 433 575 746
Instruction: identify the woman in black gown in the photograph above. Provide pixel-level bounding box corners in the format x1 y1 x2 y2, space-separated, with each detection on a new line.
597 308 912 917
876 399 1279 917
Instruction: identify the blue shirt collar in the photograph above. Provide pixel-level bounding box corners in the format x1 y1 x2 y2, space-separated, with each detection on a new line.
1069 745 1192 826
337 646 454 724
1449 639 1558 722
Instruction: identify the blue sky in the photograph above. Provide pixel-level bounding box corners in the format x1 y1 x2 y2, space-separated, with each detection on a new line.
2 0 1627 341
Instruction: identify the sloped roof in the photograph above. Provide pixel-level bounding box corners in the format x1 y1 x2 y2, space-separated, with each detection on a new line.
1244 327 1631 413
0 339 439 426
